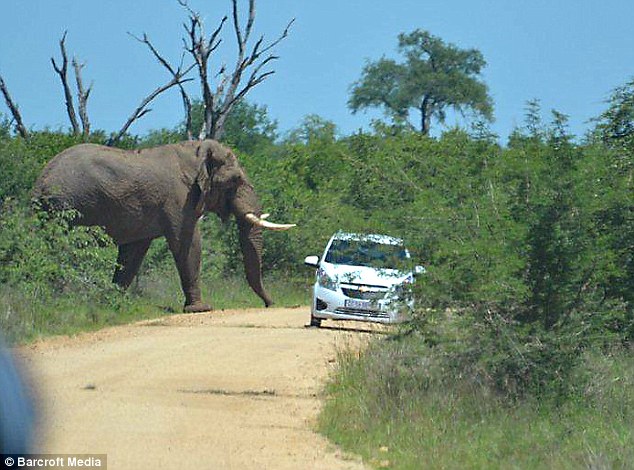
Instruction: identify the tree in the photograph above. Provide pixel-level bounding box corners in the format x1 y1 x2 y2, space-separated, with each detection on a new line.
136 0 293 141
0 75 28 139
1 29 191 144
349 29 493 135
189 99 278 153
138 98 278 152
285 114 337 145
219 100 277 153
50 32 92 138
50 31 183 145
590 79 634 334
594 77 634 164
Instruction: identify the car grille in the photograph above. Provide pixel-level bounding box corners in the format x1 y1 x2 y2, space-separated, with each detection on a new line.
334 307 390 318
342 286 388 300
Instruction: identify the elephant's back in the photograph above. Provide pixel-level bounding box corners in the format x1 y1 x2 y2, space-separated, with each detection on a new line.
35 144 126 192
36 144 164 195
33 144 173 218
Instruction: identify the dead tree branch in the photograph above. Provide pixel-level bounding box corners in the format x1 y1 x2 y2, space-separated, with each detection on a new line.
182 5 227 139
178 0 293 140
109 66 194 146
72 58 92 136
0 74 28 139
130 32 194 140
51 31 81 134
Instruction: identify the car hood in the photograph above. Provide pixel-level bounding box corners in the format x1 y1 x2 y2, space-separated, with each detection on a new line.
323 263 411 287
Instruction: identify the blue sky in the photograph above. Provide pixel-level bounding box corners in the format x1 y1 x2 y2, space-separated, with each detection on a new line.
1 0 633 142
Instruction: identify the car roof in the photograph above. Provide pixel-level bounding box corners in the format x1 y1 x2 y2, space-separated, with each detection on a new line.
331 231 404 246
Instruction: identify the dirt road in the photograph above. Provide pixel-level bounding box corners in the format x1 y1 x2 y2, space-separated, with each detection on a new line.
17 307 373 469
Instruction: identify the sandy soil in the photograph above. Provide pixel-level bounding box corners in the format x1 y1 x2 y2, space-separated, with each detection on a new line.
16 307 379 469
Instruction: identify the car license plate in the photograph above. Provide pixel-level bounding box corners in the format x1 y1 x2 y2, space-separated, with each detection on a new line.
345 299 374 310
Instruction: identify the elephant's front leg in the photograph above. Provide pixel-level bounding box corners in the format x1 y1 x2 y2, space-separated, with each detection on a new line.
166 225 211 313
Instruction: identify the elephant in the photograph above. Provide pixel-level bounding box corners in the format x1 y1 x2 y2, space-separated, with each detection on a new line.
32 139 295 312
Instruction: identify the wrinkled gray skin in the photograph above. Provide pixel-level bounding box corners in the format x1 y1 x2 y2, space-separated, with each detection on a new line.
33 140 273 312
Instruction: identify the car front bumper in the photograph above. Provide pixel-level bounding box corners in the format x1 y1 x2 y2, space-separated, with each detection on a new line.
311 285 412 324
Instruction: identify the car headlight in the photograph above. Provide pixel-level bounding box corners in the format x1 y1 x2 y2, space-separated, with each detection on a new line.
394 276 414 298
317 268 338 291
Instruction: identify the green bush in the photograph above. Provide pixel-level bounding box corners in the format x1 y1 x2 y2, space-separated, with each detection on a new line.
0 203 115 293
320 335 634 469
0 202 126 340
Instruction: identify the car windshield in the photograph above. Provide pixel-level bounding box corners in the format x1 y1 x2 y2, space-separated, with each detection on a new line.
325 238 409 269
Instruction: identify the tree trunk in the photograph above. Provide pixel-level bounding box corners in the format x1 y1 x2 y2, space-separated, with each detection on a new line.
0 75 28 139
420 95 431 135
51 32 81 135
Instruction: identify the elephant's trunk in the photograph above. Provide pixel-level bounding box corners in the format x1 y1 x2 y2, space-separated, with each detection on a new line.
231 183 295 307
232 184 273 307
238 217 273 307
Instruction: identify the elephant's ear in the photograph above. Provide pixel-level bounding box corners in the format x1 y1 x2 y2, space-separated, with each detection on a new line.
194 140 244 218
194 144 214 216
194 162 209 216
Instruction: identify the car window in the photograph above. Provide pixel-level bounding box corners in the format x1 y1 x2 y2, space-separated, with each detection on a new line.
325 239 409 269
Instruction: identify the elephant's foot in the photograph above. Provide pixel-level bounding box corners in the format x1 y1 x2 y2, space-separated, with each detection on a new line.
183 302 212 313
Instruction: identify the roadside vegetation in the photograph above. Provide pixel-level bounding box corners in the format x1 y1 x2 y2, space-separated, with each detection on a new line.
320 338 634 469
317 86 634 468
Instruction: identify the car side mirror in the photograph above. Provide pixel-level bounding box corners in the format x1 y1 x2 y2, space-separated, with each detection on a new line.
414 265 426 276
304 255 320 268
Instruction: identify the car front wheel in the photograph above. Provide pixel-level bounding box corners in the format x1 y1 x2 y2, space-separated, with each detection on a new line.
309 315 322 328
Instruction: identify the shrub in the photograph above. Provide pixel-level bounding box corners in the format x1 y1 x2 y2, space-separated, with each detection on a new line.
0 202 124 340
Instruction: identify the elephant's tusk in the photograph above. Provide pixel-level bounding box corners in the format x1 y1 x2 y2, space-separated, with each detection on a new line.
245 213 296 231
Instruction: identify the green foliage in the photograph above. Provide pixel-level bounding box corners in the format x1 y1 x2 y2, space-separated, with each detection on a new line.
138 128 184 148
595 77 634 157
184 99 278 154
0 114 11 139
357 99 631 401
284 114 338 145
349 29 493 134
220 100 278 154
135 99 278 153
320 336 634 469
0 205 114 293
0 202 127 341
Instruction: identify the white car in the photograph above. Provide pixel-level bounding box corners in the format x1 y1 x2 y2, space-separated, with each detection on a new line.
304 232 424 327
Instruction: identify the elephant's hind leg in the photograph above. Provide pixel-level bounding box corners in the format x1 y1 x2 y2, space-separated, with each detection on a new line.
113 239 152 289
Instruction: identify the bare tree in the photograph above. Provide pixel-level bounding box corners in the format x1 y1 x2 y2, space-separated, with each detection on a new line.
51 32 94 137
108 63 195 145
72 58 92 137
137 0 293 141
0 74 28 139
2 1 290 143
51 32 81 135
51 30 195 146
129 32 195 140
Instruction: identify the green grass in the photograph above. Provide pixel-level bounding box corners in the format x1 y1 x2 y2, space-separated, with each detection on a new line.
0 290 162 343
0 270 311 344
319 337 634 469
133 268 311 310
